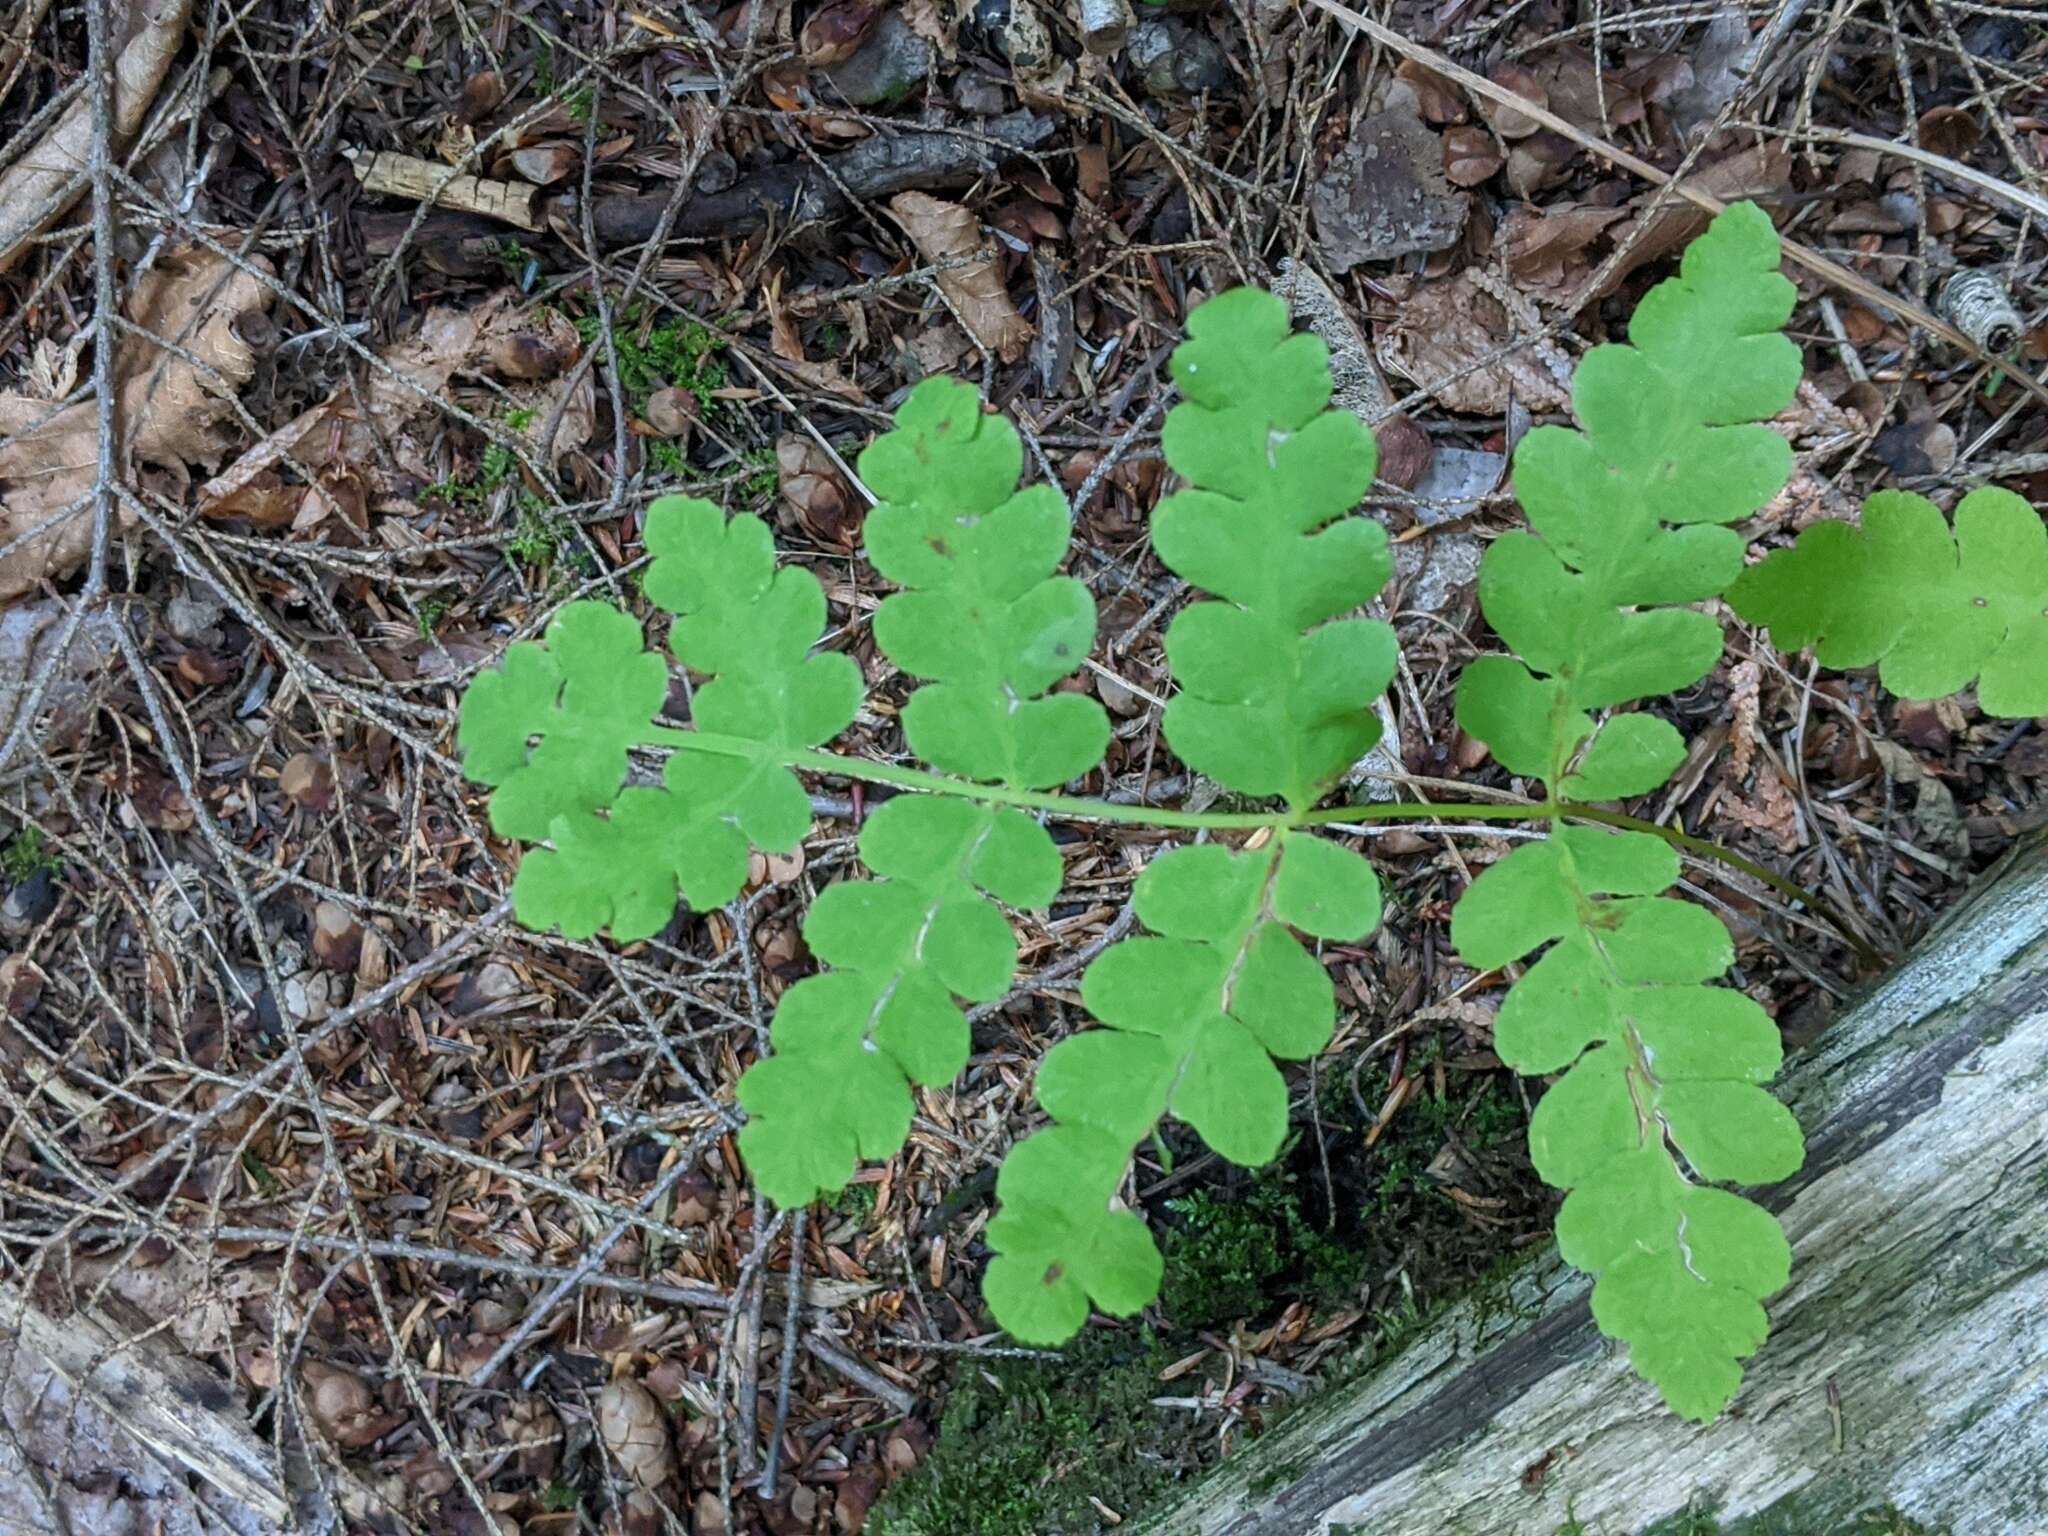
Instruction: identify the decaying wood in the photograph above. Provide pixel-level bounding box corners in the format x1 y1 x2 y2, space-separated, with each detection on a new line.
2 1280 288 1527
0 0 192 275
344 147 546 232
584 111 1055 247
1137 830 2048 1535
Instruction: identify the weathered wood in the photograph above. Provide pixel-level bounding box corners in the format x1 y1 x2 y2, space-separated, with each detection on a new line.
1137 832 2048 1536
1 1280 288 1527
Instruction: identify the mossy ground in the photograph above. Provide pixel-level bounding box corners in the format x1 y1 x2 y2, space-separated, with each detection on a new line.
867 1331 1197 1536
875 1050 1554 1535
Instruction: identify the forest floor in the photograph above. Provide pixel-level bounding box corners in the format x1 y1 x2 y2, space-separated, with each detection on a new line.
0 1 2043 1533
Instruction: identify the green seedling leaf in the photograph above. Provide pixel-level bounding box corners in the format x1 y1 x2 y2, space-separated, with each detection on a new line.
458 602 670 843
1729 486 2048 718
1154 287 1395 808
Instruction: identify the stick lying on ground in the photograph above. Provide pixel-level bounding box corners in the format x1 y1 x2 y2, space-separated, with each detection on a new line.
348 112 1055 250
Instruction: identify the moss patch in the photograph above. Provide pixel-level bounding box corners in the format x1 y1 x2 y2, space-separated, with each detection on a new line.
1160 1180 1366 1328
869 1331 1199 1536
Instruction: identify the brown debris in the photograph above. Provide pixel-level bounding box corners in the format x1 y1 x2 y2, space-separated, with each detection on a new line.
1311 106 1469 272
0 246 272 599
888 191 1034 363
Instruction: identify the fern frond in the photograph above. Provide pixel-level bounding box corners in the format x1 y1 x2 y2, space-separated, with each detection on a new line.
1451 202 1806 1420
984 287 1389 1343
1730 485 2048 718
740 382 1108 1205
1156 288 1395 810
456 496 860 941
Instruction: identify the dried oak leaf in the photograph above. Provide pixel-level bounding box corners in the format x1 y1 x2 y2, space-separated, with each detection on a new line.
1311 107 1468 272
0 246 273 599
888 192 1033 363
1375 271 1570 416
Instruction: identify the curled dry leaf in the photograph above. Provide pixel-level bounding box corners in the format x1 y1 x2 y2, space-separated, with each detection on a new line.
777 433 862 548
1442 125 1504 188
0 0 191 274
1395 58 1466 124
279 752 337 812
303 1362 405 1449
1376 270 1571 416
500 142 581 186
1481 62 1547 138
887 192 1033 363
598 1379 675 1488
801 0 881 65
1917 105 1982 159
640 386 698 441
457 70 506 123
312 899 363 972
0 247 274 599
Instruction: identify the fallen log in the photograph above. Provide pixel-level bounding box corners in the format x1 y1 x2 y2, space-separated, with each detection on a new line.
1136 830 2048 1535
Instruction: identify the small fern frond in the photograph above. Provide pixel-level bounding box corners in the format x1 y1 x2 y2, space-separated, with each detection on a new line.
983 286 1390 1343
740 382 1107 1205
456 495 860 941
1450 201 1806 1421
1155 288 1395 811
1730 485 2048 718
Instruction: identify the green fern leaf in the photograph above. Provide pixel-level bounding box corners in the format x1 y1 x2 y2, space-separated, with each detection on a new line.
1447 204 1807 1420
986 831 1376 1339
458 496 860 941
1456 802 1801 1420
458 602 672 843
1456 200 1799 789
1729 486 2048 718
983 1126 1163 1343
861 377 1111 787
1155 287 1395 808
741 382 1103 1205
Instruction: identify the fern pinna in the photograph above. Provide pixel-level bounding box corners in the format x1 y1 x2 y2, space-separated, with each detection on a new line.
456 202 2048 1422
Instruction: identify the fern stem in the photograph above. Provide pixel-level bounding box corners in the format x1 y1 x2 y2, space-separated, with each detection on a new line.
658 728 1875 964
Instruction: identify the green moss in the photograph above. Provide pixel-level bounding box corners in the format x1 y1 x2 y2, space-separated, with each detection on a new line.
1 826 61 882
1159 1178 1365 1328
870 1332 1194 1536
576 302 728 413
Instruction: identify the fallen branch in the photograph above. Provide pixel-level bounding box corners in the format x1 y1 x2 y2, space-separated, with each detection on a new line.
350 113 1056 251
343 147 545 232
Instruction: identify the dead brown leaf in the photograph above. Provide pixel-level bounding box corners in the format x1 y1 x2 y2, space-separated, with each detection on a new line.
1375 270 1571 416
0 246 274 600
0 0 191 275
199 294 592 527
888 192 1033 363
1442 125 1504 188
1311 107 1468 272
